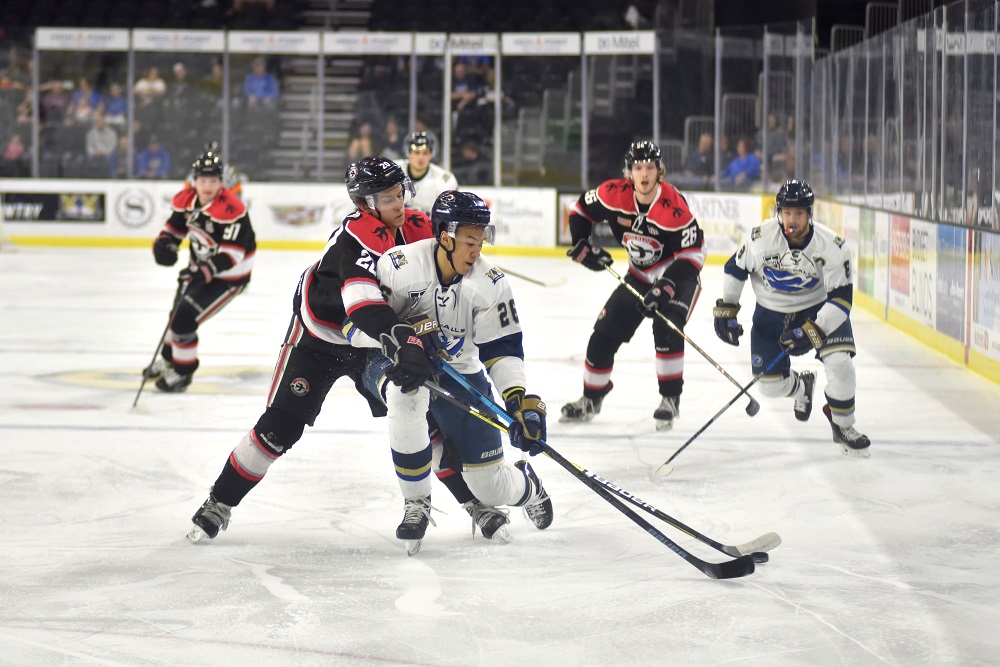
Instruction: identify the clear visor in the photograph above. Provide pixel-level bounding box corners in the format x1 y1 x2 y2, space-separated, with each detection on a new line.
444 222 496 246
364 177 415 210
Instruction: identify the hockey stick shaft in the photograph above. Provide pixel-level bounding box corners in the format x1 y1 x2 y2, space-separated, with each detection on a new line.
604 265 760 416
131 279 187 409
656 348 791 475
495 264 566 288
434 363 756 578
428 371 776 558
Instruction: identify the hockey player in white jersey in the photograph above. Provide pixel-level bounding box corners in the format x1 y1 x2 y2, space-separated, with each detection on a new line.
714 179 870 457
395 132 458 213
347 190 553 554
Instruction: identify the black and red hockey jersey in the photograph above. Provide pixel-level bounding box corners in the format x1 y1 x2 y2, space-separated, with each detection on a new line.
160 187 256 283
570 179 705 284
296 209 433 345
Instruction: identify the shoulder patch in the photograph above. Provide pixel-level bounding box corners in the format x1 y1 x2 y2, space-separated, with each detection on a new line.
346 211 396 255
596 179 637 213
647 181 694 230
485 267 505 284
403 209 434 242
751 226 762 241
834 235 845 248
388 249 408 269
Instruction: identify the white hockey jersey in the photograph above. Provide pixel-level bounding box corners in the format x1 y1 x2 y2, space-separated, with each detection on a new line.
349 237 526 391
723 218 854 332
395 159 459 213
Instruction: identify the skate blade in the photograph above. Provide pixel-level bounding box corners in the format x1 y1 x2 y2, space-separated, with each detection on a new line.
186 525 211 544
839 443 871 459
487 525 513 544
404 539 422 556
559 414 595 423
655 419 674 432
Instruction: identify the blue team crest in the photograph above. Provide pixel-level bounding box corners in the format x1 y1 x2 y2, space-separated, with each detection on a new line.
761 249 821 292
389 250 408 268
485 267 505 284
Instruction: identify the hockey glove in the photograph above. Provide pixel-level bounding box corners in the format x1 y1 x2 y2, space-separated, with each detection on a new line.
403 313 449 372
567 239 613 272
379 323 434 394
153 233 179 266
180 263 213 288
779 320 825 355
712 300 743 346
505 392 547 456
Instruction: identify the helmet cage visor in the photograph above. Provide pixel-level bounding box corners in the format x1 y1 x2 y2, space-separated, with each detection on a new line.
362 177 415 210
440 221 496 246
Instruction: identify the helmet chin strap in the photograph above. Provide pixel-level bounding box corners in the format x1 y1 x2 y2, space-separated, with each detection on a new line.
437 236 458 275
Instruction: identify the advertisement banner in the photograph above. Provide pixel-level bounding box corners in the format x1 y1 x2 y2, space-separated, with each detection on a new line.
858 208 875 296
474 187 556 247
502 33 581 56
935 225 966 342
972 230 1000 361
873 211 890 305
1 192 105 222
890 214 911 310
908 218 937 328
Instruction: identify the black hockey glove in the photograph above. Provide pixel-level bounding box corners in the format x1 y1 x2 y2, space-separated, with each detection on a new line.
712 300 743 346
379 323 434 394
567 239 613 272
403 313 448 373
641 277 698 329
179 263 213 288
153 233 179 266
505 392 547 456
779 320 825 355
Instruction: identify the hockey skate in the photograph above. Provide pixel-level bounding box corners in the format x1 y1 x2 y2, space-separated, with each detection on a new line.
653 395 680 431
822 404 871 458
463 500 511 543
514 460 553 530
560 382 612 423
187 493 232 543
156 368 193 393
143 357 172 380
793 371 815 422
396 495 436 556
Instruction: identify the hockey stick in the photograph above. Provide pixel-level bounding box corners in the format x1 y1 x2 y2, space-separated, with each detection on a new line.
433 363 758 578
495 264 567 288
426 378 779 559
604 265 760 417
656 348 791 477
131 278 188 411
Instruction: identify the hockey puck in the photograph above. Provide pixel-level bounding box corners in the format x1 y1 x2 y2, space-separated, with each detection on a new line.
752 551 769 564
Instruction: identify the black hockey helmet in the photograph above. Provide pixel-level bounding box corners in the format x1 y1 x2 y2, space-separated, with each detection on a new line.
345 156 414 208
192 146 223 178
624 140 662 171
432 190 495 245
776 179 815 214
406 131 435 157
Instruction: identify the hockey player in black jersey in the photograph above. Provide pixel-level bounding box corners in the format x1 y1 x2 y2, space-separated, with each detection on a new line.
561 141 706 431
147 146 255 393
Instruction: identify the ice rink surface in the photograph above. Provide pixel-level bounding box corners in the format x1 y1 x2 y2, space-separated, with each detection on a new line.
1 245 999 666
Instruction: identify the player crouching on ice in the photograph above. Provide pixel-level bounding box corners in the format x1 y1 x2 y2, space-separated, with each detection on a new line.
146 145 255 392
345 190 554 555
713 179 870 457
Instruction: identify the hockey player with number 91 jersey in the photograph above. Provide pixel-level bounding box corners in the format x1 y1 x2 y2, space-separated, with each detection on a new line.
715 179 870 457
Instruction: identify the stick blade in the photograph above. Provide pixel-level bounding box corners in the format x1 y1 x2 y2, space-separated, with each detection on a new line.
745 398 761 416
736 532 782 555
706 554 756 579
655 462 675 477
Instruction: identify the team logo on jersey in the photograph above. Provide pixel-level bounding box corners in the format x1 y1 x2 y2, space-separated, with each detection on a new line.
621 232 664 267
290 377 310 396
834 236 845 248
751 226 762 241
761 249 821 292
389 249 408 268
485 267 504 284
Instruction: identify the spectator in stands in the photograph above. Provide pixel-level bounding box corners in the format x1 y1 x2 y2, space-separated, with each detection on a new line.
104 82 127 127
452 140 491 185
134 67 167 102
719 132 735 167
450 60 480 130
85 112 118 176
109 135 130 179
681 132 714 187
54 115 87 177
756 111 786 173
720 136 760 188
68 77 102 125
381 115 405 159
479 64 516 122
166 63 195 116
244 57 279 108
137 134 170 179
770 114 795 181
347 120 375 162
1 133 29 177
40 80 71 125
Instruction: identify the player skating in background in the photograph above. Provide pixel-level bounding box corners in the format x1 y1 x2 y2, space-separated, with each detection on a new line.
183 141 244 200
147 146 255 393
713 179 871 457
345 190 553 554
395 131 458 213
561 141 706 430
